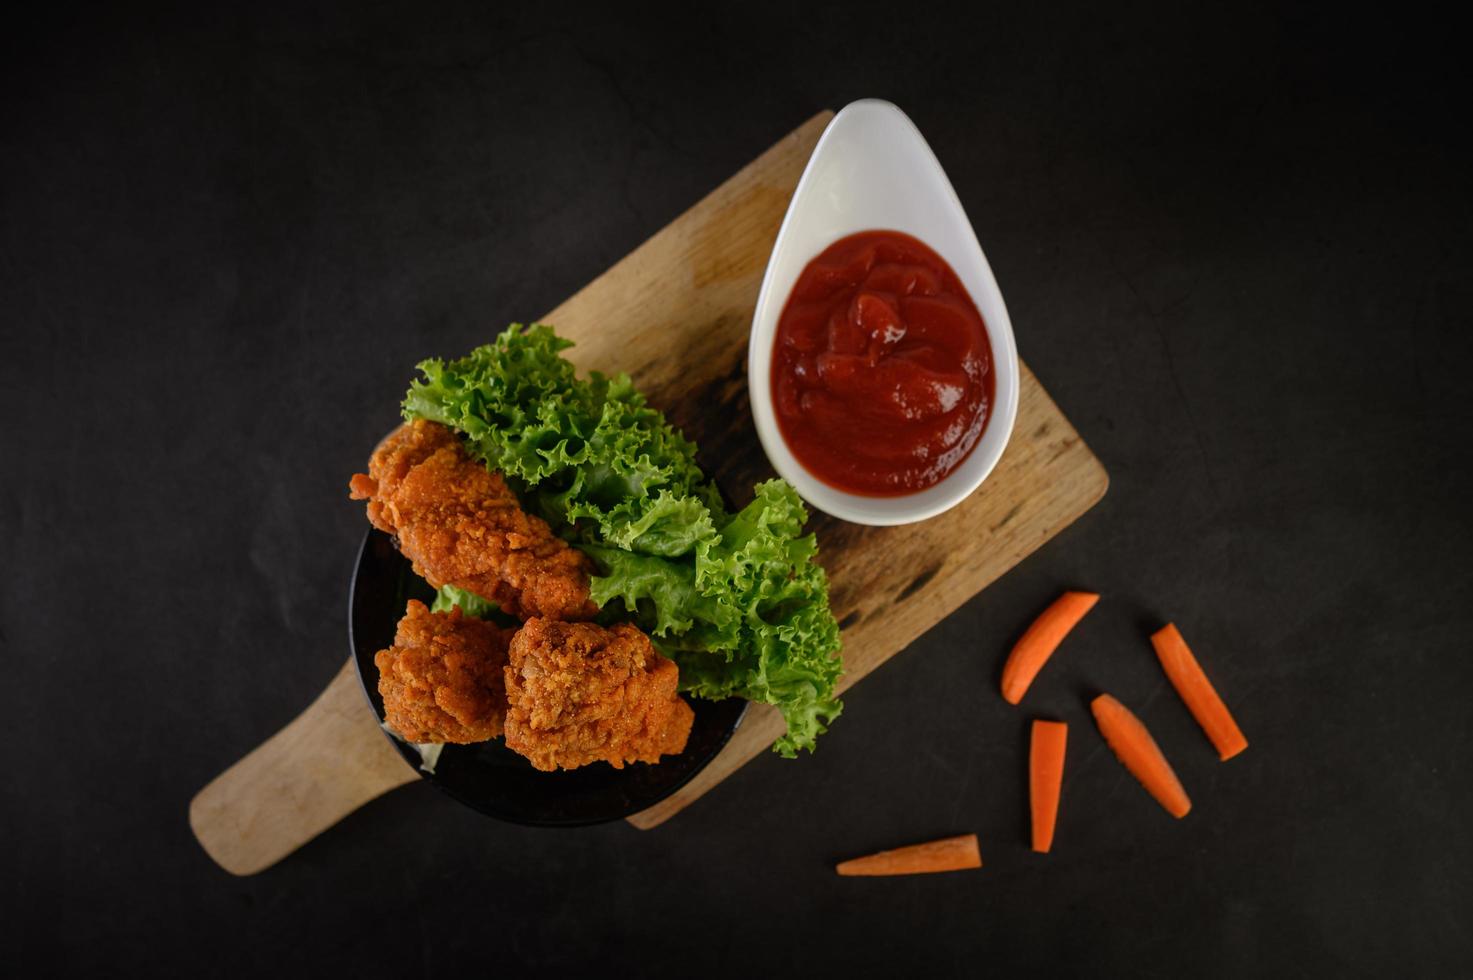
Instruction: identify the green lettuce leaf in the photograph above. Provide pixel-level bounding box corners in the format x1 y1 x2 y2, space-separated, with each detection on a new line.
582 545 703 638
405 325 721 552
682 481 843 756
429 584 501 620
403 324 843 755
583 485 843 756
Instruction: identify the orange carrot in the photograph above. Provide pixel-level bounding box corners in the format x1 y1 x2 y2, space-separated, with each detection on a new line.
835 834 982 876
1090 694 1192 818
1151 623 1248 761
1000 591 1100 704
1029 720 1068 853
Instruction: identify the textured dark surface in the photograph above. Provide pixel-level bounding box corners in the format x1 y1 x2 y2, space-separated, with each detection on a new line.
3 4 1470 977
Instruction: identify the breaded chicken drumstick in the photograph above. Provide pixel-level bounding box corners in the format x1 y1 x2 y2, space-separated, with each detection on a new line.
349 420 597 622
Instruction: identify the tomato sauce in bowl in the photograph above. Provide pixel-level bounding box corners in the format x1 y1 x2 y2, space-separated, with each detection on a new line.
770 230 994 496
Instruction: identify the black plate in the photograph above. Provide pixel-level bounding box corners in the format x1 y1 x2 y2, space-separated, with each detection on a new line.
347 529 747 827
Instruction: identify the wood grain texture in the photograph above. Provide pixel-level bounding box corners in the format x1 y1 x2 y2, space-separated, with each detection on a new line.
188 659 417 875
538 111 1110 829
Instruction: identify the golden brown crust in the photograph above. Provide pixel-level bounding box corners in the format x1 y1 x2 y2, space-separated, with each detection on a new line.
375 600 515 743
503 618 695 771
349 420 597 621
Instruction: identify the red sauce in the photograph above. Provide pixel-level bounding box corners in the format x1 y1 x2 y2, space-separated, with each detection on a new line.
770 230 994 496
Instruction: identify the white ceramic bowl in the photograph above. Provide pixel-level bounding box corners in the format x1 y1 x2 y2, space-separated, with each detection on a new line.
748 99 1020 526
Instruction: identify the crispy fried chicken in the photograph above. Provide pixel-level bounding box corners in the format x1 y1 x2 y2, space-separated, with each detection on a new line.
349 420 596 621
503 618 694 771
375 600 515 743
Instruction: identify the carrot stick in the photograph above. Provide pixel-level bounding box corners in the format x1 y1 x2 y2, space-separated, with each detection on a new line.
1151 623 1248 761
835 834 982 876
1000 591 1100 704
1029 720 1068 853
1090 694 1192 818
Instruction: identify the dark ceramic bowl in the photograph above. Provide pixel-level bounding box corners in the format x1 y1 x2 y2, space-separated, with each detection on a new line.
347 529 746 827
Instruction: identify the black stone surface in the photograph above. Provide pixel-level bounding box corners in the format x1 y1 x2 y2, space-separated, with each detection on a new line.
3 4 1469 977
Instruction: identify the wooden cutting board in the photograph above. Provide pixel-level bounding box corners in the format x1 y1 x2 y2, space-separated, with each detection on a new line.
190 111 1109 873
542 110 1109 830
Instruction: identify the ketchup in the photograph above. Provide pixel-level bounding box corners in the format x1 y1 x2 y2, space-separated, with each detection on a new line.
770 230 994 496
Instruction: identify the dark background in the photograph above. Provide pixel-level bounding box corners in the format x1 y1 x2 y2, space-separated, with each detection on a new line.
3 3 1470 977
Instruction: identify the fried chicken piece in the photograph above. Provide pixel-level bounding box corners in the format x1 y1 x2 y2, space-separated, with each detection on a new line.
503 618 695 771
375 600 515 743
349 420 597 621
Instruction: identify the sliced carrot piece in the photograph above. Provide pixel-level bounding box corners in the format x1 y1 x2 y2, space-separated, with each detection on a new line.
1030 720 1068 853
1000 591 1100 704
835 834 982 876
1151 623 1248 761
1090 694 1191 818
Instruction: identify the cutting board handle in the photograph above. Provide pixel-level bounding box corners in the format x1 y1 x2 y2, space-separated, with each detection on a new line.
188 657 417 875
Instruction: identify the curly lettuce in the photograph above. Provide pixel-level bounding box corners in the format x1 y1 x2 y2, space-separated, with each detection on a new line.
429 584 519 628
404 326 722 554
588 481 843 755
404 324 843 755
